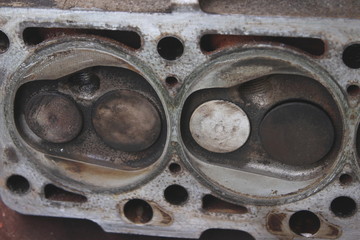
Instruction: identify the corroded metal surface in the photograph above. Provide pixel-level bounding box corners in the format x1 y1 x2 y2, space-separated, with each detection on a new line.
0 0 359 239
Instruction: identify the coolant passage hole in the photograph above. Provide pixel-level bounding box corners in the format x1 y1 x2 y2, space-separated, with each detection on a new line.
157 36 184 60
123 199 153 224
6 175 30 195
165 76 179 87
331 196 357 218
169 162 182 174
347 84 360 97
164 184 188 205
343 44 360 69
339 173 353 185
289 210 320 237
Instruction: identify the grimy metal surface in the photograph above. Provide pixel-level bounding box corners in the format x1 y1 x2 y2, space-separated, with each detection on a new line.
0 0 359 239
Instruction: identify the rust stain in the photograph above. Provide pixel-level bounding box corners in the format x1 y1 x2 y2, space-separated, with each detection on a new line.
3 147 19 163
266 212 287 233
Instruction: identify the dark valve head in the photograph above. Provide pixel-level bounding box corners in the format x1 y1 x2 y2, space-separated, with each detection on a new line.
92 90 161 152
25 94 83 143
259 102 335 166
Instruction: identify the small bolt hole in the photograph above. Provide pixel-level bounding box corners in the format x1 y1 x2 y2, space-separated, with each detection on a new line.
6 175 30 195
165 76 179 87
339 173 353 185
289 210 320 237
169 163 181 174
123 199 153 224
343 44 360 69
164 184 188 205
331 196 357 218
157 36 184 60
347 85 360 97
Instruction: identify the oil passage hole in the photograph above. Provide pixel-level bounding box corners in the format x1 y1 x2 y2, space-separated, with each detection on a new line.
343 44 360 69
202 195 248 214
169 162 181 174
165 76 179 87
200 229 255 240
23 27 142 49
200 34 325 56
289 210 320 237
0 31 9 53
6 175 30 195
331 196 357 218
347 85 360 97
339 174 353 185
123 199 153 224
157 36 184 60
44 184 87 203
164 184 188 205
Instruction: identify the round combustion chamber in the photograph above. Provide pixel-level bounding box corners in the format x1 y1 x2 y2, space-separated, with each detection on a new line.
180 47 344 205
9 37 169 191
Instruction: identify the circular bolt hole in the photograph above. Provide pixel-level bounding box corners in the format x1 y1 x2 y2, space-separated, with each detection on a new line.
169 163 181 174
0 31 9 53
289 210 321 237
347 84 360 97
123 199 153 224
157 36 184 60
339 173 353 185
164 184 188 205
165 76 179 87
6 175 30 195
331 196 357 218
343 44 360 69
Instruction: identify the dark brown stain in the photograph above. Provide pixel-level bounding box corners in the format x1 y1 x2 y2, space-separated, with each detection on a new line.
200 34 325 56
267 212 286 233
3 147 19 163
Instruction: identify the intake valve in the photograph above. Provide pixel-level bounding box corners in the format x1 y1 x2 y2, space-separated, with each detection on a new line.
189 100 251 153
92 90 161 152
259 102 335 166
25 93 83 143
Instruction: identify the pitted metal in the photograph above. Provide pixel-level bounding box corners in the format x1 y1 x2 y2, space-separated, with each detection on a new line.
0 2 359 240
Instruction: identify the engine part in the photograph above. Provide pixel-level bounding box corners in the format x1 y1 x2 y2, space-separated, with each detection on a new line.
0 0 359 239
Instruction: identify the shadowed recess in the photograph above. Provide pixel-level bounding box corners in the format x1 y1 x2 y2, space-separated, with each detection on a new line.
202 195 248 214
23 27 142 49
44 184 87 203
200 34 325 56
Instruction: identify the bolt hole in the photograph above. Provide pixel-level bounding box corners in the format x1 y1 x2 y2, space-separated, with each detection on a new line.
343 44 360 69
157 36 184 60
339 173 353 185
165 76 179 87
289 210 320 237
331 196 357 218
6 175 30 195
169 163 181 174
347 84 360 97
164 184 188 205
0 31 9 53
123 199 153 224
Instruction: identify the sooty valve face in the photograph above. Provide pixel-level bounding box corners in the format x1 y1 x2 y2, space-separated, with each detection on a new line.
92 89 162 152
25 93 83 144
189 100 251 153
259 102 335 166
